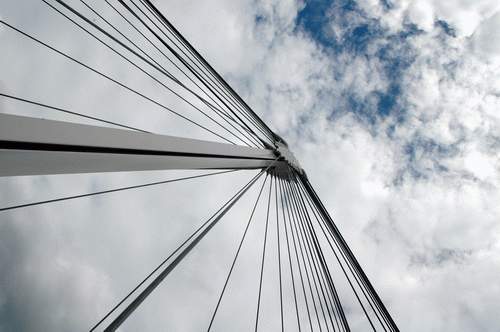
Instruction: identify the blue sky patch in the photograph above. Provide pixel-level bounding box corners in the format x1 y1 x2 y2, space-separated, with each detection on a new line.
296 0 424 125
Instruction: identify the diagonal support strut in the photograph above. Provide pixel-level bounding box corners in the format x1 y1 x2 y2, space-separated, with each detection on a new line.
0 113 278 176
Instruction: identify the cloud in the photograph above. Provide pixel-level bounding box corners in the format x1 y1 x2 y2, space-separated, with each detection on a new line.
1 0 500 331
472 11 500 62
357 0 500 37
270 1 500 330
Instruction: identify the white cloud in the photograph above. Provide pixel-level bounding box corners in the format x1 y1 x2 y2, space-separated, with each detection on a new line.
1 0 500 331
464 150 497 180
472 11 500 62
357 0 500 38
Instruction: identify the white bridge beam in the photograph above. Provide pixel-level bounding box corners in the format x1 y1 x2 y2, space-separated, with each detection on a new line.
0 113 277 176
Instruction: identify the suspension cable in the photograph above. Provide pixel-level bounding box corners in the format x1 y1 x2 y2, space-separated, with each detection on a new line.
283 178 324 332
101 163 275 331
207 173 269 331
0 19 235 145
286 176 333 332
288 175 342 332
102 0 266 149
134 0 270 148
118 0 275 146
254 176 273 331
277 177 302 331
74 0 263 148
89 169 261 331
45 0 248 146
296 174 388 331
140 0 278 143
296 174 377 331
0 170 237 213
0 92 150 133
274 174 284 332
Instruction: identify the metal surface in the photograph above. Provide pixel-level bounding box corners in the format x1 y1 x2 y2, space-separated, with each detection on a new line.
298 173 399 332
0 0 401 328
104 169 270 332
0 113 277 176
273 142 303 178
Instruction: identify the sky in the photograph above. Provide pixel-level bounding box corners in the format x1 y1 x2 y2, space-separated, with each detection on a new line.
1 0 500 331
